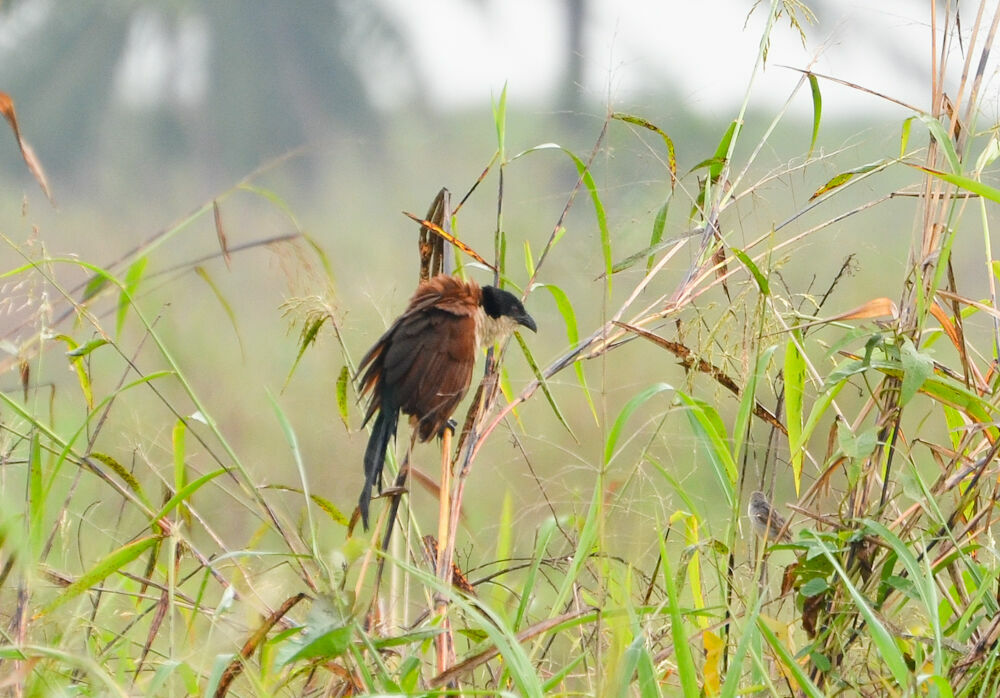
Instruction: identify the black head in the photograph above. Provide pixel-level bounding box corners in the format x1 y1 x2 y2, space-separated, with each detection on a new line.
481 286 537 332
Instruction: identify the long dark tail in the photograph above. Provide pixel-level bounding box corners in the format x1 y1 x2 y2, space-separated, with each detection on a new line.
360 406 398 529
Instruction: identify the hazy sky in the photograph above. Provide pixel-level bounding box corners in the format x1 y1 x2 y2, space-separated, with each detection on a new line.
374 1 963 120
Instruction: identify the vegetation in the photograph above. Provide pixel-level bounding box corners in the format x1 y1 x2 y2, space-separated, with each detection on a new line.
1 1 1000 695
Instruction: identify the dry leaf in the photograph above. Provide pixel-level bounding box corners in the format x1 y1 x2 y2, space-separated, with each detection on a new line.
403 210 495 271
0 91 55 206
213 200 232 269
790 297 899 331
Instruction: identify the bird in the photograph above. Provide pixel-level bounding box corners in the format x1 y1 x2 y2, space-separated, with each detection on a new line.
356 274 537 529
747 490 792 543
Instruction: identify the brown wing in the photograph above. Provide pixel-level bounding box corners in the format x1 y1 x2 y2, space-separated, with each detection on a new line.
383 307 477 440
356 275 481 439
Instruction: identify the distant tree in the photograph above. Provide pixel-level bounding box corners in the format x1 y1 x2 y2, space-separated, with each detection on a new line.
0 1 413 186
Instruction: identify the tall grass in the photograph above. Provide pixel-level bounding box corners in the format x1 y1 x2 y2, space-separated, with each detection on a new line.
1 0 999 695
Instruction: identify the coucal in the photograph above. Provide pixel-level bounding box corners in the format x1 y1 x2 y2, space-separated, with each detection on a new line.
356 274 536 529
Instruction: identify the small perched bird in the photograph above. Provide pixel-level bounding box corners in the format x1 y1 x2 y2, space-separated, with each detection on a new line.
356 274 536 529
748 490 792 543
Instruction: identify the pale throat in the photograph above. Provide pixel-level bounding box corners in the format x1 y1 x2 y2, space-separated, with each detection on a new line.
475 306 519 348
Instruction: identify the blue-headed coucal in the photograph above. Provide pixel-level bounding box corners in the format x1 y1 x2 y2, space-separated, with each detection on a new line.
356 274 536 529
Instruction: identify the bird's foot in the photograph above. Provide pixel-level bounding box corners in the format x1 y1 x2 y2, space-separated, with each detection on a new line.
438 419 457 438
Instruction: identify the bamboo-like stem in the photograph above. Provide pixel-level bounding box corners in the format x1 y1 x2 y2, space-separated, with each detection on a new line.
434 427 456 677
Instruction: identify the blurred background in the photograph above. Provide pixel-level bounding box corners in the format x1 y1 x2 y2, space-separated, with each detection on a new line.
0 1 983 563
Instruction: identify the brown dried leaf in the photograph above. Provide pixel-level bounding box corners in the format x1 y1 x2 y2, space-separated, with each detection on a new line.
712 234 729 300
781 562 799 596
802 593 824 637
0 92 55 205
213 200 232 269
18 359 28 401
422 535 476 595
0 92 22 142
215 592 307 697
792 297 899 332
403 210 496 271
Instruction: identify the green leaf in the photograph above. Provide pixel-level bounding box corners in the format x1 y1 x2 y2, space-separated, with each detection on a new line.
900 116 914 157
493 82 508 157
513 518 556 631
508 143 608 289
268 390 319 558
172 419 189 524
800 577 830 597
710 120 738 181
918 113 961 174
116 256 147 337
336 365 350 429
784 336 806 495
548 484 601 626
262 485 349 526
604 383 673 465
28 431 43 556
658 530 700 697
89 452 148 505
38 536 160 616
719 595 764 698
809 533 911 686
809 161 886 200
283 315 327 390
611 112 677 186
733 345 777 461
807 73 822 158
757 618 826 697
899 336 932 406
65 337 108 358
81 272 110 302
541 283 596 423
150 469 226 528
278 594 353 665
514 330 575 440
838 425 877 460
912 164 1000 204
647 198 670 274
731 247 768 295
975 134 1000 173
53 334 98 409
609 233 683 276
172 419 187 494
677 392 737 506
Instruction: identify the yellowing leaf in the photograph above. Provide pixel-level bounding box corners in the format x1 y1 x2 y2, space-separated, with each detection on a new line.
703 630 724 696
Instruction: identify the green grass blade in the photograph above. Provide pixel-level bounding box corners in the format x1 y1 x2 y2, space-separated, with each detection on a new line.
676 391 737 507
918 113 961 174
604 383 673 465
756 618 826 697
28 430 43 557
149 468 227 527
733 345 777 463
116 256 147 337
784 334 806 494
514 517 556 631
513 330 575 439
336 365 350 429
807 73 822 158
541 282 597 423
810 533 910 687
38 535 160 617
658 527 699 697
267 390 318 561
912 164 1000 204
